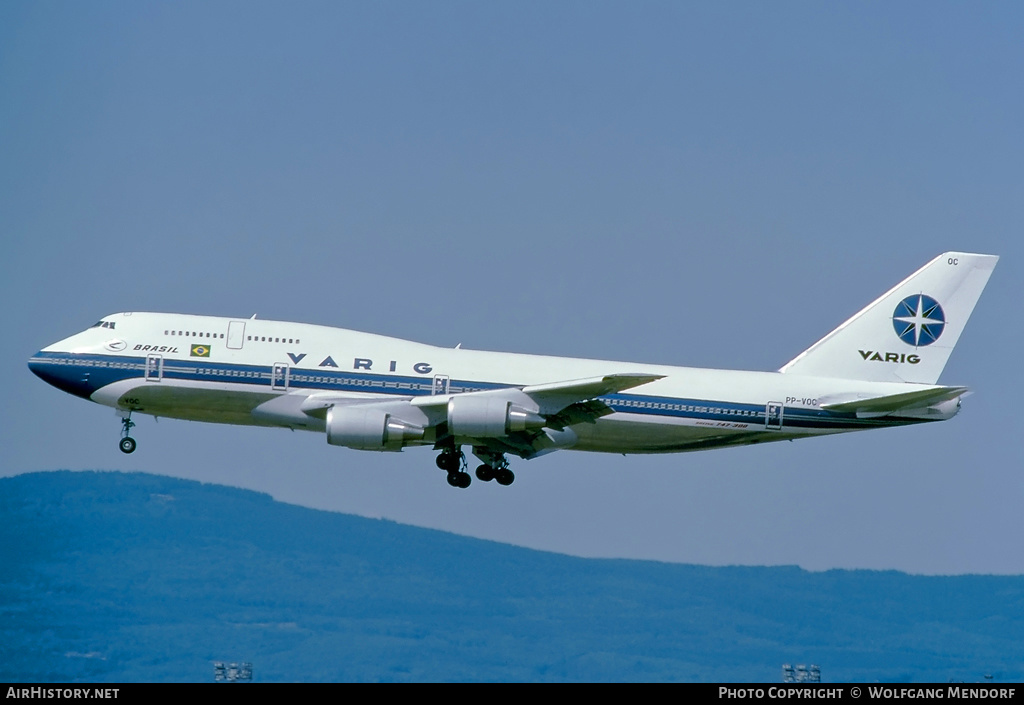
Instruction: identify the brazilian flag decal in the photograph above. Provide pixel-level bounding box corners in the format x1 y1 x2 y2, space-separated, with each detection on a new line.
190 344 211 358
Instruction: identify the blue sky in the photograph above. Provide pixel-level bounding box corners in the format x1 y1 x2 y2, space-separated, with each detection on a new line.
3 1 1021 574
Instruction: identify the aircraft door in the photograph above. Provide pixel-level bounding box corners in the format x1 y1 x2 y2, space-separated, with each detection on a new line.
765 402 784 430
432 374 449 395
227 321 246 350
145 354 163 382
272 363 289 391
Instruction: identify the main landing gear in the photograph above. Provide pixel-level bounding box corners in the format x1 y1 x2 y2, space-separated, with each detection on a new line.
435 447 516 489
474 449 515 486
436 448 470 488
118 411 137 454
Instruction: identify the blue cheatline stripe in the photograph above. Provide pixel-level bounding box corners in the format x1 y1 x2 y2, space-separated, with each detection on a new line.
28 351 920 430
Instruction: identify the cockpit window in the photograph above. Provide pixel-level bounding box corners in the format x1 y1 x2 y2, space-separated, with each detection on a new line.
90 321 116 330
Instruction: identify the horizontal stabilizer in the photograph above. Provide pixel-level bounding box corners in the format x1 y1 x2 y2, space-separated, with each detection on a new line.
820 386 969 417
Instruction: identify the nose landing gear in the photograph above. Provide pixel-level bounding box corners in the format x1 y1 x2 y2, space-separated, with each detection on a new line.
118 411 137 454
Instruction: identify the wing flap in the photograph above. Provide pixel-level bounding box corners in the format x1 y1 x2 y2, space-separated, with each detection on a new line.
544 399 614 430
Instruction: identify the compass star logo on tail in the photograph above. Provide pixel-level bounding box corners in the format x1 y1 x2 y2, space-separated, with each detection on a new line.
892 294 945 347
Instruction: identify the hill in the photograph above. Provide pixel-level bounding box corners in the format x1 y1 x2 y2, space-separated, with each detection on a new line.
1 471 1020 682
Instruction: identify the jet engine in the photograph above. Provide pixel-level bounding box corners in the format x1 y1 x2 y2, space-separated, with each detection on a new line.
326 405 425 451
447 395 546 437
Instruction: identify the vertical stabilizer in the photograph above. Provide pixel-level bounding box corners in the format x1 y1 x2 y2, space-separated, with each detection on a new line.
780 252 998 384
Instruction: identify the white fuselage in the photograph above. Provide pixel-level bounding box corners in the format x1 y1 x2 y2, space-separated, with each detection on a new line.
29 312 947 458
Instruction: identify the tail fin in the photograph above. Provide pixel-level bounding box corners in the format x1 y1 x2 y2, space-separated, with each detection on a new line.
780 252 998 384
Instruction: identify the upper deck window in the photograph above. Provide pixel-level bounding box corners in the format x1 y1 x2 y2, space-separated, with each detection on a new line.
242 333 299 344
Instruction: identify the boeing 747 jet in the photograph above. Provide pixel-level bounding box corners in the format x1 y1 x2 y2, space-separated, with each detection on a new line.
29 252 997 488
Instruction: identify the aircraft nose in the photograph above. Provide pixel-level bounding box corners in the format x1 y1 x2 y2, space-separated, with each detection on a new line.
27 352 49 381
28 351 95 400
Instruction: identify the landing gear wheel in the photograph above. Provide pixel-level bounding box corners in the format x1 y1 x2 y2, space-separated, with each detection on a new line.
471 449 516 487
118 412 137 454
436 452 460 473
437 448 468 486
447 472 471 489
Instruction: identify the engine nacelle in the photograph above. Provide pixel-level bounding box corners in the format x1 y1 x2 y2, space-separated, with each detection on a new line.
326 405 424 451
447 395 546 437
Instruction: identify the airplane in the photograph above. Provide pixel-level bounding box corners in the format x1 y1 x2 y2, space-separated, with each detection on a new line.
29 251 997 489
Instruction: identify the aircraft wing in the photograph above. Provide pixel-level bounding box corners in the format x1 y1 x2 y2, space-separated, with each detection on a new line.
522 373 665 412
819 386 969 418
410 372 663 458
410 372 664 414
253 373 664 439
